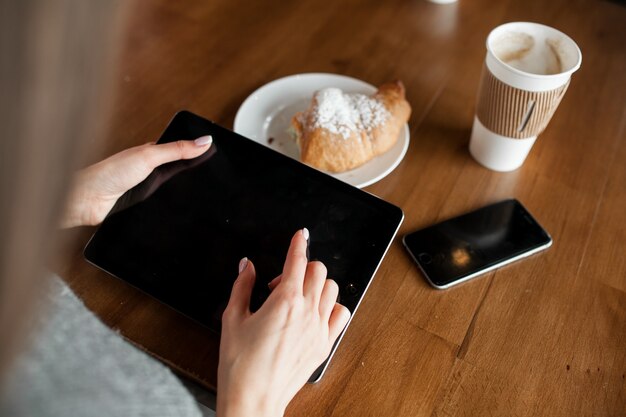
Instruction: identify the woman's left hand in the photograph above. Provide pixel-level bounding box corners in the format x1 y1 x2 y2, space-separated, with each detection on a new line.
61 136 212 228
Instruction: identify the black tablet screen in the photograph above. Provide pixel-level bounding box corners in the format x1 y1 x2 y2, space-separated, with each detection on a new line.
84 111 403 332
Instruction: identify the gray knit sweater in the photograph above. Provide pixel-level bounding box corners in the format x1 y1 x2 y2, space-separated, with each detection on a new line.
1 276 214 417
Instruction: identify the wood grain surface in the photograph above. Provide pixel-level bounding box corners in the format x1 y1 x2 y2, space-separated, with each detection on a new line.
56 0 626 415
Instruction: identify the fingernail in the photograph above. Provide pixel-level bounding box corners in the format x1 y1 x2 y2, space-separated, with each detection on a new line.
194 135 213 146
302 227 310 242
238 257 248 274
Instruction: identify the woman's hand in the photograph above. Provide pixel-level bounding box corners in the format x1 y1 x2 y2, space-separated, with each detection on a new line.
217 229 351 417
61 136 212 228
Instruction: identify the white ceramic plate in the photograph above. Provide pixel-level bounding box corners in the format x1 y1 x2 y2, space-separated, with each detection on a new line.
233 73 410 188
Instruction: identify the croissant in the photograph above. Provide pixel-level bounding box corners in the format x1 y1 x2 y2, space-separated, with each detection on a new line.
290 81 411 173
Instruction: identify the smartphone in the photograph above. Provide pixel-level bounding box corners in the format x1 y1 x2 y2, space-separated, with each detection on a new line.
402 199 552 289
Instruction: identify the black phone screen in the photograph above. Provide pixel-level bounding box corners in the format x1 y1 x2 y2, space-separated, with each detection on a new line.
402 199 551 288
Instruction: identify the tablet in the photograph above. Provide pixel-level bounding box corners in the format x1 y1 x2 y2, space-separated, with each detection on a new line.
84 111 403 381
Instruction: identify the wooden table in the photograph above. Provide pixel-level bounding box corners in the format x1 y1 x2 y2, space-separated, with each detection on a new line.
58 0 626 415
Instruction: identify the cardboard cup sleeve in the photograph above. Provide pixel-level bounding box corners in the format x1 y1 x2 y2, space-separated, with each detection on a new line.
476 65 570 139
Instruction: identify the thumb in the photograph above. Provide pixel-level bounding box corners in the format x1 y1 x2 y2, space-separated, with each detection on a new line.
142 136 213 170
225 258 257 317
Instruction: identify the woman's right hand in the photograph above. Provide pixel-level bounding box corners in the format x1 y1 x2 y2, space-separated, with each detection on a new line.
217 229 351 417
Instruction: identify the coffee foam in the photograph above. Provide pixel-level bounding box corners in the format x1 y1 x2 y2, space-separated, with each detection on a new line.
491 31 569 75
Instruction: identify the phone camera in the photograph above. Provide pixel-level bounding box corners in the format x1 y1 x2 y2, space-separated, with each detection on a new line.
418 253 433 265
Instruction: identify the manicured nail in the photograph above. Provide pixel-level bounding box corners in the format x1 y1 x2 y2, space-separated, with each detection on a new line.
238 257 248 274
194 135 213 146
302 227 310 242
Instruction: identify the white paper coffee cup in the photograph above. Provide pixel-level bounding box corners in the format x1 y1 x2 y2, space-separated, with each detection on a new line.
469 22 581 171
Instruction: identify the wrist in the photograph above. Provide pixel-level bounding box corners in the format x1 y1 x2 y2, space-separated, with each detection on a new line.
61 186 89 228
60 170 97 228
217 393 285 417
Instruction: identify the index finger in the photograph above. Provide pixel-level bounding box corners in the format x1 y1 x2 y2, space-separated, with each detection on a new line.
281 228 309 289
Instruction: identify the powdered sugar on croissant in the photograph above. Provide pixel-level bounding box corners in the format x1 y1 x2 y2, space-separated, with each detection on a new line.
291 81 411 173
